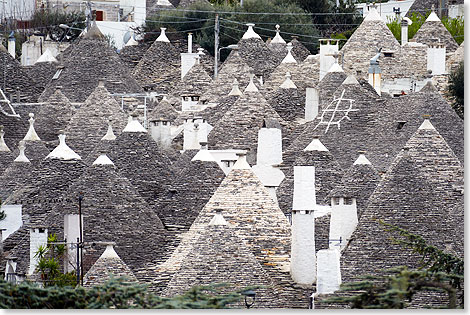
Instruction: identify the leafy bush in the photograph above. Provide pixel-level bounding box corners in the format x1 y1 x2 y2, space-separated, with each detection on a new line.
448 61 464 119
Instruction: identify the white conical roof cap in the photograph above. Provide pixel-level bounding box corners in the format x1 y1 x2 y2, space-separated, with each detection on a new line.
353 153 371 165
125 36 138 46
208 212 228 226
364 6 383 22
271 25 286 44
23 113 41 141
242 23 261 40
426 11 441 22
156 0 172 6
14 141 30 163
101 122 116 140
35 48 58 63
228 79 243 96
418 118 435 130
92 154 115 166
156 27 170 42
304 137 328 152
123 115 147 133
244 74 259 92
342 75 359 85
232 153 251 169
100 243 120 259
327 62 344 73
281 43 297 64
280 72 297 89
46 133 82 160
0 126 11 152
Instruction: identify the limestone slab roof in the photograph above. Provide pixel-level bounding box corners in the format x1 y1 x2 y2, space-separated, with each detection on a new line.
46 159 169 271
207 90 287 165
3 156 86 226
266 82 305 125
148 96 179 122
34 88 75 144
340 121 464 286
23 61 58 95
340 7 401 79
290 38 311 63
277 138 344 213
0 49 42 103
201 50 254 103
102 126 175 210
64 83 128 158
238 37 279 78
0 153 34 202
316 68 348 112
162 221 283 308
11 139 50 168
38 36 143 103
328 153 381 218
118 41 151 70
132 38 180 93
83 244 139 288
412 13 459 52
446 40 464 73
156 158 225 231
283 75 382 171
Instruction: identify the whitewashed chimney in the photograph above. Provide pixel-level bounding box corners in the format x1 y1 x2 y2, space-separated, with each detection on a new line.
305 87 319 121
23 113 41 141
290 166 316 285
0 125 11 152
64 214 83 273
319 39 339 81
181 93 201 111
368 51 382 95
401 19 409 45
316 249 341 294
187 32 193 53
427 43 446 75
183 116 212 151
329 196 358 251
29 227 48 275
8 32 15 58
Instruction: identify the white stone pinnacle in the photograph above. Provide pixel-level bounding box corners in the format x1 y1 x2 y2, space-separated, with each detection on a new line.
23 113 41 141
242 23 262 40
0 126 11 152
418 118 435 130
353 153 371 165
426 11 441 22
35 48 58 63
327 62 344 73
156 27 170 43
364 6 383 22
101 122 116 140
125 36 138 47
232 153 251 170
100 244 120 259
244 74 259 92
93 154 115 166
271 24 286 44
14 141 30 163
228 79 243 96
46 133 82 160
281 43 297 64
280 72 297 89
304 137 328 152
123 115 147 133
342 75 359 85
208 212 228 226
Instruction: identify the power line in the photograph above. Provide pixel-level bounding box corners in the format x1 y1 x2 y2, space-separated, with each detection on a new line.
220 22 323 39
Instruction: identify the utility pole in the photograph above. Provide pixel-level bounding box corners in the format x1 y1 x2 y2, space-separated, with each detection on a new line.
213 14 219 80
85 1 92 31
78 192 84 286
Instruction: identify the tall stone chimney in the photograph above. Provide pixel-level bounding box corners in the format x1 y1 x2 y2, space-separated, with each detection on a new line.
319 39 339 81
29 227 48 275
316 249 341 294
368 50 382 95
64 214 83 273
8 32 15 58
329 196 358 251
183 116 212 151
290 166 316 285
305 87 319 121
187 32 193 53
427 43 446 75
401 19 409 45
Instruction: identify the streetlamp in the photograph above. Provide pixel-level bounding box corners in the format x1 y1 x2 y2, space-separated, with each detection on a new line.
242 289 256 309
214 44 238 80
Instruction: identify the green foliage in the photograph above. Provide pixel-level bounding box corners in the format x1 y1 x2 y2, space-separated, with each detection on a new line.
320 222 464 309
386 12 464 44
35 233 75 287
142 0 320 57
0 277 256 309
448 61 464 119
29 10 86 41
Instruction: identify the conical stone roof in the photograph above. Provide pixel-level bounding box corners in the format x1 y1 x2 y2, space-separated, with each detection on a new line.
266 78 305 124
64 83 127 158
329 152 381 218
276 137 344 213
290 38 311 63
0 126 14 173
238 37 279 78
47 155 168 271
24 61 58 94
38 25 143 102
162 216 281 308
412 11 459 52
147 96 179 123
132 34 180 93
118 41 151 70
0 142 33 201
83 244 139 288
341 121 464 286
34 87 75 146
316 65 348 112
340 6 401 79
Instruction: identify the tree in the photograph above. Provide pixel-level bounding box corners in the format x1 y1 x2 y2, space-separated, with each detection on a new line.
320 221 464 308
448 61 464 119
29 10 86 42
34 233 76 287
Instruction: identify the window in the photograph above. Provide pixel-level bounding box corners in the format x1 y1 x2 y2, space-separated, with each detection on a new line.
332 197 340 205
396 121 406 130
384 52 394 58
344 198 353 205
191 96 199 101
95 10 104 21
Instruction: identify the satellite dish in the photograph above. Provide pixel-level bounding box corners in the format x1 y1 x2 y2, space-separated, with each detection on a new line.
123 31 131 44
